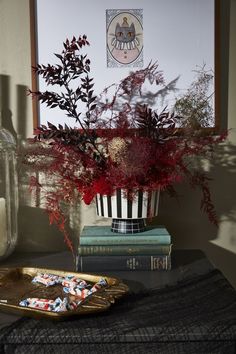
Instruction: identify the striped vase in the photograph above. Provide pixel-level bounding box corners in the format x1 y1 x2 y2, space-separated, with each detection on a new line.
95 189 160 234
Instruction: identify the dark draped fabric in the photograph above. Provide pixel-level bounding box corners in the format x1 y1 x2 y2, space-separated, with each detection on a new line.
0 269 236 353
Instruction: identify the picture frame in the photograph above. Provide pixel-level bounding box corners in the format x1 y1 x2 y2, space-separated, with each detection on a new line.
29 0 221 132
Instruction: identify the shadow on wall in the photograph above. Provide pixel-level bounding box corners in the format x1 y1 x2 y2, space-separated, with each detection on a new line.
0 74 17 141
156 140 236 288
205 243 236 289
0 74 30 141
159 142 236 235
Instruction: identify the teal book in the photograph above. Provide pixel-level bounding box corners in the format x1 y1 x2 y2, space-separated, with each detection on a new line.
80 225 171 246
77 255 171 271
78 244 172 256
82 225 170 236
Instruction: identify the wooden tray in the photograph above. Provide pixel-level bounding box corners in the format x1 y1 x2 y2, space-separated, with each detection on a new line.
0 267 129 320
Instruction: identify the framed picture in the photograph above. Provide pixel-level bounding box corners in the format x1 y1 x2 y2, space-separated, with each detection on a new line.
30 0 220 132
106 9 143 68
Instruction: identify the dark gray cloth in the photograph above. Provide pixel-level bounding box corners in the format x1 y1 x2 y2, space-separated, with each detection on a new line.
0 269 236 353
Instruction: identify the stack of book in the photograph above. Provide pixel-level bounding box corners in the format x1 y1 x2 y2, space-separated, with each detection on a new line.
77 225 172 272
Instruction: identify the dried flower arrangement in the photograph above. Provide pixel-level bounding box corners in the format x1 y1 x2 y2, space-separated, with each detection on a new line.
23 35 226 253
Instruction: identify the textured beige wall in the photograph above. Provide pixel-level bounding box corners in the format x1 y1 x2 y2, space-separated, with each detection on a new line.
0 0 236 287
228 0 236 140
209 0 236 286
208 0 236 287
0 0 33 138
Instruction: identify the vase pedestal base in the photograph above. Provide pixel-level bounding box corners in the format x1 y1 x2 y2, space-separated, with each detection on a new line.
111 218 146 234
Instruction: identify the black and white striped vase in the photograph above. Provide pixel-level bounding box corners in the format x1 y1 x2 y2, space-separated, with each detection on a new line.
95 189 160 234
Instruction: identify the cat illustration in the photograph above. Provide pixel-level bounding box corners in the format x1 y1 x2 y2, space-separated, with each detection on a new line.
110 17 140 64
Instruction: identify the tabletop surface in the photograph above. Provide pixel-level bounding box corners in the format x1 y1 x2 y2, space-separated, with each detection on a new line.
0 249 236 354
0 249 214 330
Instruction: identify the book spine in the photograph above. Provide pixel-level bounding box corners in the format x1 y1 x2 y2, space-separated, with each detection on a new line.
78 244 172 256
79 235 171 246
77 255 171 271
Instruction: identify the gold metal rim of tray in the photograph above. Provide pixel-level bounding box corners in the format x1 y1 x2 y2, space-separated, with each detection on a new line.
0 267 130 320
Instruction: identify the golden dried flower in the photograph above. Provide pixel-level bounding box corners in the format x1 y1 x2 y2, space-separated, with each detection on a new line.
108 137 127 163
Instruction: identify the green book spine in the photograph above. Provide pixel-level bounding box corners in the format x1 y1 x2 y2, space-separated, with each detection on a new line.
81 225 170 237
77 255 171 272
80 234 171 245
78 244 172 256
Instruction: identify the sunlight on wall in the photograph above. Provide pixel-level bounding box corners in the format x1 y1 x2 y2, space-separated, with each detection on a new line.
211 0 236 254
0 0 33 139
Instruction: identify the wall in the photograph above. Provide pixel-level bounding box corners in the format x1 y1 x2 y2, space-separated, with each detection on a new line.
208 0 236 286
0 0 33 139
0 0 236 288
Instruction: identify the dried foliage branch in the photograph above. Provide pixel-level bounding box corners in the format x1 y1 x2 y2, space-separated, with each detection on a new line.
22 35 227 250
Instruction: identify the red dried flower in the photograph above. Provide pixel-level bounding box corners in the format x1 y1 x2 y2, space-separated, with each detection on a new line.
23 35 227 252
